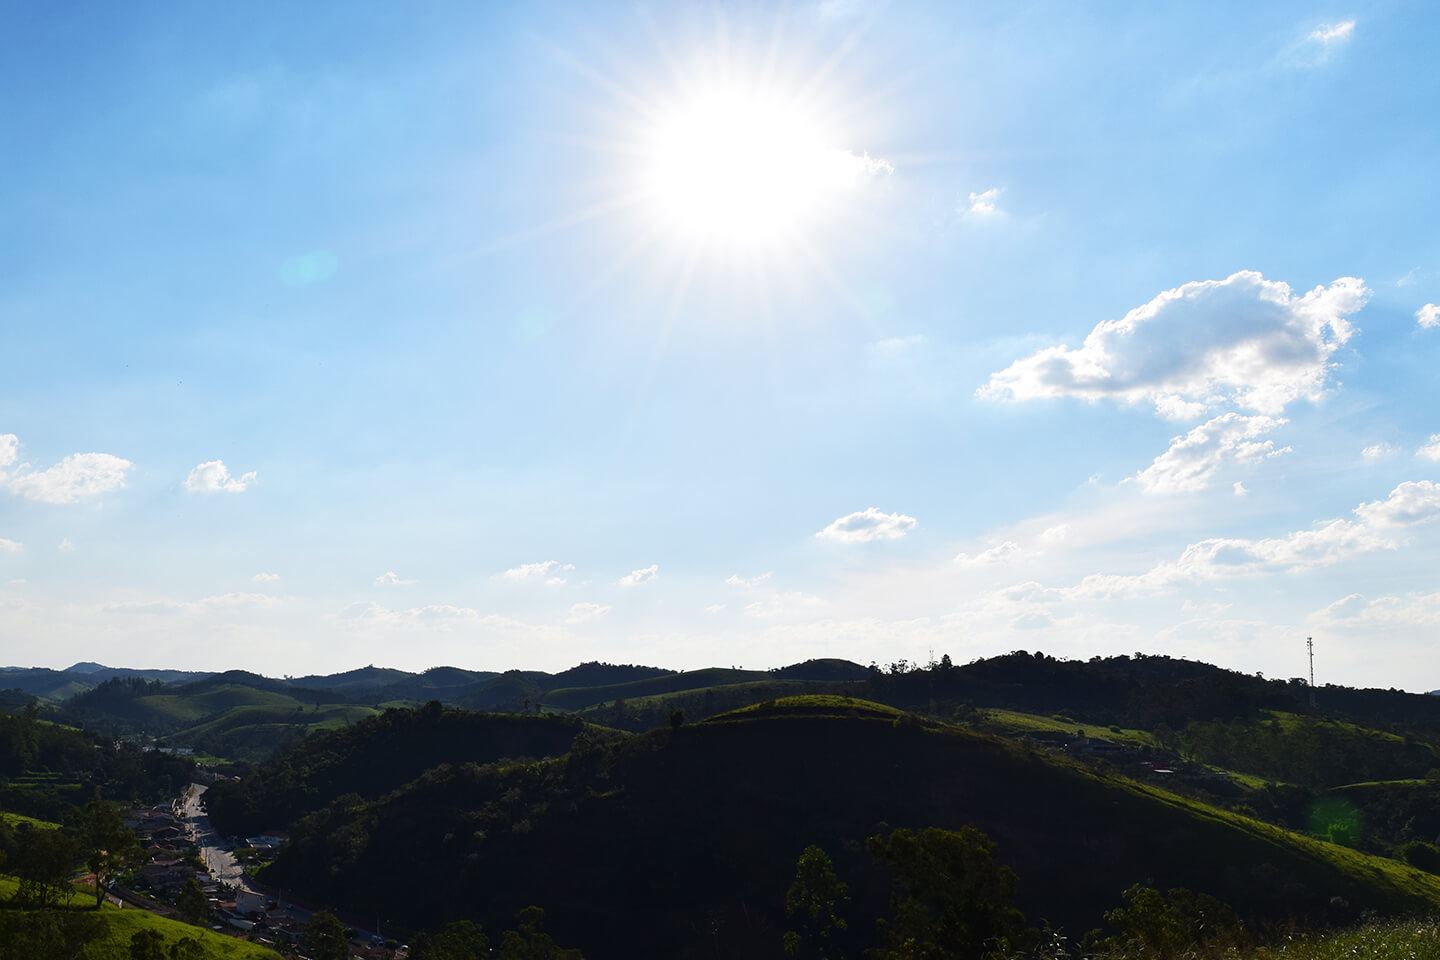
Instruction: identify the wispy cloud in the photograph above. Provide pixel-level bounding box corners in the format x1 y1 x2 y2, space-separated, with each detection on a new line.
374 571 415 586
619 564 659 587
567 601 611 623
252 571 280 583
57 538 74 552
963 187 1002 217
0 538 21 553
979 271 1367 418
1132 413 1290 493
725 572 772 587
1309 20 1355 47
183 459 256 494
502 560 575 583
816 507 917 543
1362 443 1398 460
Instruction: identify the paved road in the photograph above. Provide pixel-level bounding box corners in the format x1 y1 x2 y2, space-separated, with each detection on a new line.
180 783 255 891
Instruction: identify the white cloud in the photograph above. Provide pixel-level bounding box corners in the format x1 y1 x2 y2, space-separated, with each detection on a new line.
868 335 927 356
979 271 1368 418
502 560 574 582
9 452 132 504
1233 481 1248 497
0 538 21 553
703 603 727 615
105 592 283 616
1416 304 1440 329
725 572 772 588
1039 524 1071 544
567 601 611 623
374 571 416 586
252 571 280 583
964 187 1002 217
954 541 1024 566
1352 480 1440 526
816 507 917 543
336 601 488 626
1132 413 1291 493
57 538 74 552
1309 20 1355 47
745 592 825 619
1415 434 1440 462
1064 479 1440 599
619 564 659 587
0 434 16 472
183 459 256 493
1362 443 1398 460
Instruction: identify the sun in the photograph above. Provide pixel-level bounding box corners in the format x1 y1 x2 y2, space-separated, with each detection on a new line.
640 83 887 252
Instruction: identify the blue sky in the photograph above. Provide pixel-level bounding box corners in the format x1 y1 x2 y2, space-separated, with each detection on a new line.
4 1 1440 689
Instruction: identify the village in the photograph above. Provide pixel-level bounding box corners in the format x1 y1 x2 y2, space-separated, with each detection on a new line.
115 782 404 959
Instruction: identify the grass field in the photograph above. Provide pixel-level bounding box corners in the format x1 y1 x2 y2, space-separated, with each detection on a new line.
0 873 282 959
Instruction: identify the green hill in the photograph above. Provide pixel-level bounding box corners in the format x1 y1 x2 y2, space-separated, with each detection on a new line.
262 697 1440 960
204 703 610 837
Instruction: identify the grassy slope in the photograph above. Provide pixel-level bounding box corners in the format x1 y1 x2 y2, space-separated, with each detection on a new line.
542 667 775 710
0 875 281 959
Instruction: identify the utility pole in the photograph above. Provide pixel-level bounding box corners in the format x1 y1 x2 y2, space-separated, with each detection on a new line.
1307 636 1316 709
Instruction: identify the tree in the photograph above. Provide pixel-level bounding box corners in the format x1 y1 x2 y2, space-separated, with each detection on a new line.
0 911 102 960
129 929 167 960
176 876 208 925
412 919 490 959
867 826 1026 960
76 799 145 909
783 845 848 960
9 822 78 909
168 937 206 960
669 709 685 731
300 911 353 960
1089 885 1245 957
496 906 585 960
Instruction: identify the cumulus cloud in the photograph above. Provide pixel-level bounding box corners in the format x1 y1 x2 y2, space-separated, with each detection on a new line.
1417 304 1440 329
9 452 132 503
954 541 1024 566
0 538 21 553
618 564 659 587
183 459 256 493
816 507 917 543
567 601 611 623
979 271 1368 418
0 435 16 472
1417 435 1440 462
252 571 280 583
1352 480 1440 526
374 571 415 586
1362 443 1398 460
725 572 772 587
1233 482 1248 497
57 538 74 552
502 560 574 582
1132 413 1291 493
964 187 1002 217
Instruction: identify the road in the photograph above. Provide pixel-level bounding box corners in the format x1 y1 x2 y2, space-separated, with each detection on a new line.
180 783 257 892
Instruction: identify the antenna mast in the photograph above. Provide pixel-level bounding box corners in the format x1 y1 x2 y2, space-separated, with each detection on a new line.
1307 636 1316 709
